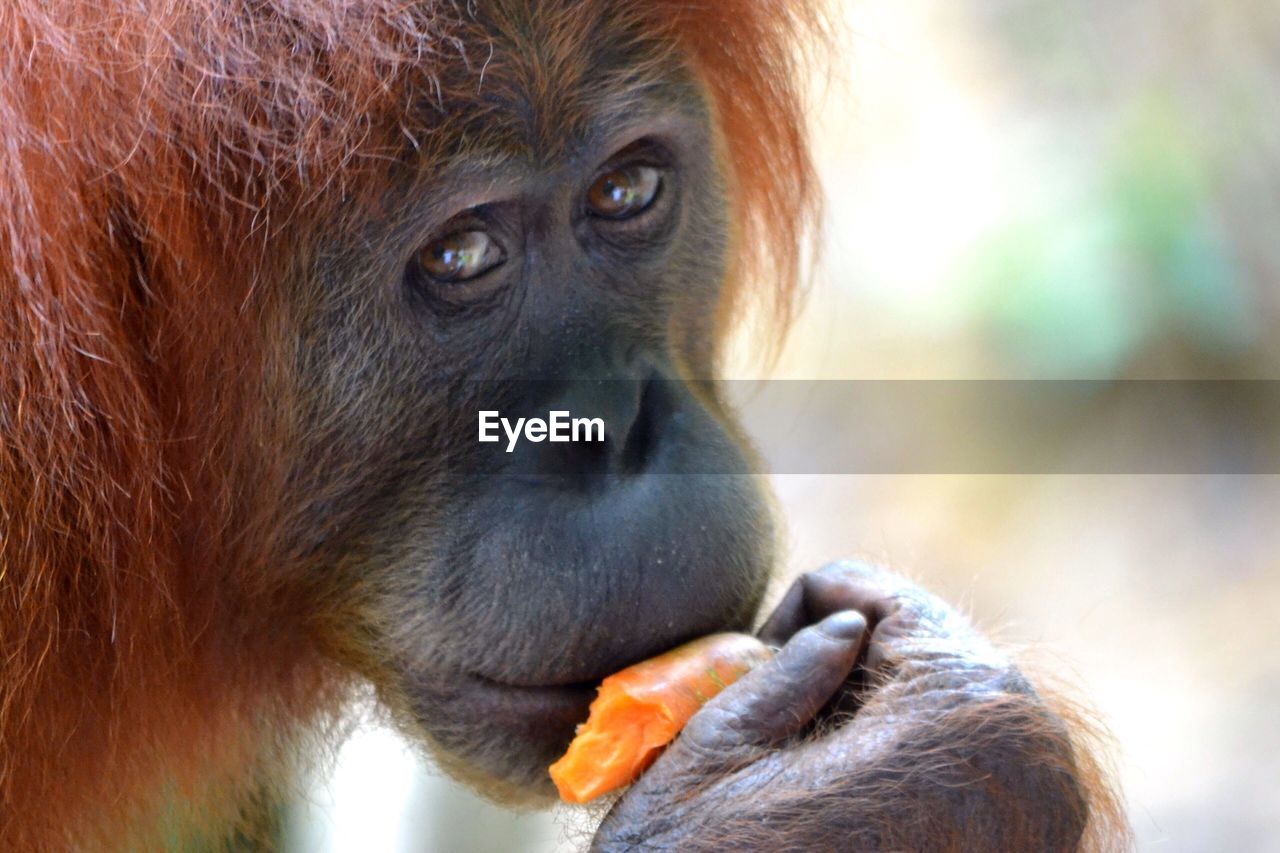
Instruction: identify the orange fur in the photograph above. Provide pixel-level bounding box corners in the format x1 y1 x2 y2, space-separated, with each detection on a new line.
0 1 819 847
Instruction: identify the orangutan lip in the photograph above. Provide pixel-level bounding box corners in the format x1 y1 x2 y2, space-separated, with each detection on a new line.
469 671 600 691
462 672 598 722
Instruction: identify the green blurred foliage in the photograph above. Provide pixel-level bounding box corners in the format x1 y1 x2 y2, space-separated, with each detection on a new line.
965 96 1257 375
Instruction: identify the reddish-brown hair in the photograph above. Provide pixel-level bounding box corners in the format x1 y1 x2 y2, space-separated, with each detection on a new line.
0 1 820 847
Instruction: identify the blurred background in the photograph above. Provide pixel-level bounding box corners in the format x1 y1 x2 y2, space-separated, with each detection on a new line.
286 1 1280 849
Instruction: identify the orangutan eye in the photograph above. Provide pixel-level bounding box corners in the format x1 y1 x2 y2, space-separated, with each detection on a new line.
418 230 505 282
585 165 662 220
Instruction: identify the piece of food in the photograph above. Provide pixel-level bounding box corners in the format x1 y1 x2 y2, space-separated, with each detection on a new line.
549 632 774 803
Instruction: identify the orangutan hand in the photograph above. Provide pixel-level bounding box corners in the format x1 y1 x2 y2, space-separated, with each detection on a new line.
592 562 1092 852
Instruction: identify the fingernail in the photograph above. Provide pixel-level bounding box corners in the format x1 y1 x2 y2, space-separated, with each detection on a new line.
819 609 866 640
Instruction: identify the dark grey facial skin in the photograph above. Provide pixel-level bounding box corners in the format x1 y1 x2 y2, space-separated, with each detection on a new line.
277 40 774 796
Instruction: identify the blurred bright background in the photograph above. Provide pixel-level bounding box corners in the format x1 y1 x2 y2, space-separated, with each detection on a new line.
286 1 1280 849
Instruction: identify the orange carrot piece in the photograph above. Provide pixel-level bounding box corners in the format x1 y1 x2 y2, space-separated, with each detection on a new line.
549 632 773 803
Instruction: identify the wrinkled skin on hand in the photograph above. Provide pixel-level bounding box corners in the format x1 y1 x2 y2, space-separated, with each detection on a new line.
593 563 1102 852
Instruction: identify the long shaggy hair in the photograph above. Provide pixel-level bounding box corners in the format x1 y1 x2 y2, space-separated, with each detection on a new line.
0 1 820 847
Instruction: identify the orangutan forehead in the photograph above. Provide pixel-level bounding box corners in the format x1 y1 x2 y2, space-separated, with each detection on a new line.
65 0 713 225
399 0 705 168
